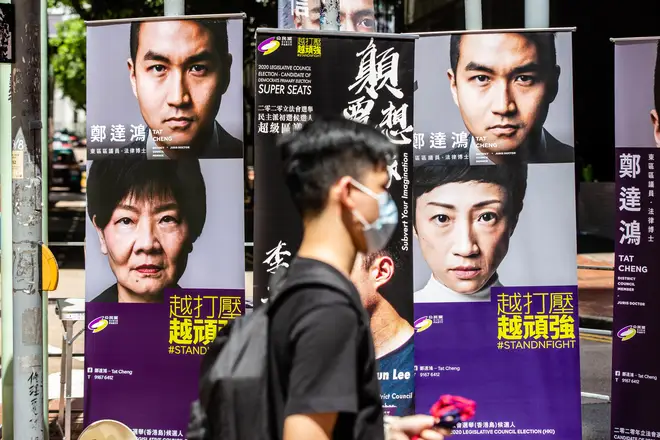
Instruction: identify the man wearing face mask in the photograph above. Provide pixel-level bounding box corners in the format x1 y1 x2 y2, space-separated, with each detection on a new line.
268 116 450 440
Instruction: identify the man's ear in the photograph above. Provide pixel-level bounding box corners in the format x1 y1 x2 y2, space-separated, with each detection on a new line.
128 58 138 98
336 176 357 211
651 109 660 148
373 256 394 289
547 65 560 104
92 216 109 255
447 68 459 107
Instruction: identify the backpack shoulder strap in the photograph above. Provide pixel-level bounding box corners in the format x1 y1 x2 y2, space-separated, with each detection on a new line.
268 260 365 318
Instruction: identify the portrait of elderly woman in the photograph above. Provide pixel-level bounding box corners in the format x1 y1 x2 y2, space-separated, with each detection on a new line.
86 157 206 303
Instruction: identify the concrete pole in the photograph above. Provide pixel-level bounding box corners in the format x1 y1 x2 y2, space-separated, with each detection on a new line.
464 0 483 30
11 0 45 438
319 0 340 31
0 0 14 437
164 0 185 16
40 0 49 433
525 0 550 28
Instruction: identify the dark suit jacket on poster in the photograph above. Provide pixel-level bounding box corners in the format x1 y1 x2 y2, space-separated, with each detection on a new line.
92 283 182 303
428 129 574 165
121 120 243 160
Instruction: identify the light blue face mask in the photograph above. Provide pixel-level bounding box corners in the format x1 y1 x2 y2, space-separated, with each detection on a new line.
350 178 399 253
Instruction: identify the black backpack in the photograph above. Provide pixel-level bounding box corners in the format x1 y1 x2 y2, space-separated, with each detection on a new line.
186 262 365 440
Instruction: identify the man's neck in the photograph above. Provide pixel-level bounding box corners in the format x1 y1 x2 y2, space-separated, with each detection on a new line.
369 298 414 359
117 284 161 304
474 128 543 165
297 213 356 278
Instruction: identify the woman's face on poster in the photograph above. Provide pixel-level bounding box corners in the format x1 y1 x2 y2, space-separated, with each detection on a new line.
94 192 191 298
415 181 511 294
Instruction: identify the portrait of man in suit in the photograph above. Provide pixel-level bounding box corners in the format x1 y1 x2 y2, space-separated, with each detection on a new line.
447 32 574 164
294 0 376 32
126 18 242 160
650 41 660 148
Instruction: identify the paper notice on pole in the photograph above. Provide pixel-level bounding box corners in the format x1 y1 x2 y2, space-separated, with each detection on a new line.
12 150 23 179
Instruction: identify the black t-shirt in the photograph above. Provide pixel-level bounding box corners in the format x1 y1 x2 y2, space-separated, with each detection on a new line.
268 257 384 440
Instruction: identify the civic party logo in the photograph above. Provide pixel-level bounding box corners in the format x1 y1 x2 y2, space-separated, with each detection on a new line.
617 325 637 342
258 37 280 55
414 316 433 333
88 317 109 334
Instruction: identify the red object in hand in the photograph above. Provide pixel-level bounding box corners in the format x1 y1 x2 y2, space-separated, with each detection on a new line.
411 395 476 440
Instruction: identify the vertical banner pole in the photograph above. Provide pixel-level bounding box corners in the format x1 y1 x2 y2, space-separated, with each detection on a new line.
0 0 14 437
525 0 550 28
11 0 45 438
164 0 185 16
320 0 340 30
464 0 483 30
40 0 49 432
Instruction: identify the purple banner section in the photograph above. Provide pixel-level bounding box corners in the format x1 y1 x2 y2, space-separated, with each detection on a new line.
84 288 244 440
414 285 581 439
612 148 660 439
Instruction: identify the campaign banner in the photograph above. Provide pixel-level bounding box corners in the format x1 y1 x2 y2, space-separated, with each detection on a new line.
86 15 244 161
411 30 581 438
277 0 394 33
611 38 660 440
84 15 246 438
254 28 415 415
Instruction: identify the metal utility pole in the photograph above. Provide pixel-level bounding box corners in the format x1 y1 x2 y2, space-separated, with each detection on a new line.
1 0 15 438
11 0 45 438
525 0 550 28
40 0 49 432
164 0 185 16
319 0 340 31
464 0 483 30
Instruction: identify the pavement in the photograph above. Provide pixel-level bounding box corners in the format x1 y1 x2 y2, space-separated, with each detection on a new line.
577 253 615 330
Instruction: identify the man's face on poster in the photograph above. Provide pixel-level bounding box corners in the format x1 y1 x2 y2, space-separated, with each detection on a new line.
294 0 376 32
448 33 559 153
94 193 192 299
651 109 660 148
128 21 231 149
414 181 513 294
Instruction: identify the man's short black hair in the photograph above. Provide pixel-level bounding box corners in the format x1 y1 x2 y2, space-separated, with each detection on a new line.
450 32 557 74
129 19 229 63
279 116 397 216
413 161 528 230
87 157 207 242
654 41 660 111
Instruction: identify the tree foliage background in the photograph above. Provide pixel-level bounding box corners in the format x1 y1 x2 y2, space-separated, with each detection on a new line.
48 0 277 112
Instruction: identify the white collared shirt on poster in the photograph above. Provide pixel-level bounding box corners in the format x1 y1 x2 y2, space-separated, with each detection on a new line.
414 275 502 303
